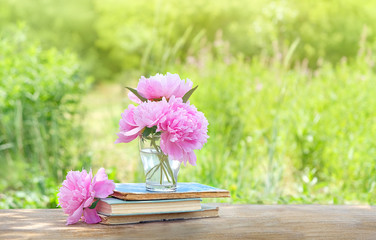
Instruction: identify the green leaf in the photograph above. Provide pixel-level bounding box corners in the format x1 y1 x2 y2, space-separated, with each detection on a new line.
126 87 147 102
89 199 100 209
143 126 157 138
182 85 198 103
142 127 152 138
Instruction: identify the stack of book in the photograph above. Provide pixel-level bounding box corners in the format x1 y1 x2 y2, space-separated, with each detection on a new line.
97 182 230 225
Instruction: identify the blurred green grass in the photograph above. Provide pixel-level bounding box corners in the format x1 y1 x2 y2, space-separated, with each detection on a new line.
1 0 376 208
0 28 92 208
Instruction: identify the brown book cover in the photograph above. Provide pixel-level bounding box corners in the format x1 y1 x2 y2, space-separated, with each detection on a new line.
99 204 219 225
112 182 230 201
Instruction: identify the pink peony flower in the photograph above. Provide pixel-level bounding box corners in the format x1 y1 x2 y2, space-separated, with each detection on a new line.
157 97 209 165
128 73 193 103
57 168 115 225
115 99 169 144
115 104 140 144
133 98 169 128
116 97 209 165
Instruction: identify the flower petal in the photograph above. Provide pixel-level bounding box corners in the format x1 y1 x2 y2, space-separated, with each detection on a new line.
187 151 197 166
93 180 115 198
83 195 94 208
123 126 143 136
83 208 101 224
66 203 84 225
115 132 138 143
94 168 108 182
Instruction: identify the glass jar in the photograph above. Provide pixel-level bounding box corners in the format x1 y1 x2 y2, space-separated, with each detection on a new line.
139 134 181 192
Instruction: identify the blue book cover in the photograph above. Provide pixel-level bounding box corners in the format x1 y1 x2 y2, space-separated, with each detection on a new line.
112 182 230 200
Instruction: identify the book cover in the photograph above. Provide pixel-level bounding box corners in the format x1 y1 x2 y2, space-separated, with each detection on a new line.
112 182 230 200
97 198 202 216
99 204 219 225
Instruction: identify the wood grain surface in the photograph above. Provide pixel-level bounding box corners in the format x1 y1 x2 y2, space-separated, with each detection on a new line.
1 204 376 239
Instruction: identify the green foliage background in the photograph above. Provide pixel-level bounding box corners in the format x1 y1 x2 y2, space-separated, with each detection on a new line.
0 0 376 208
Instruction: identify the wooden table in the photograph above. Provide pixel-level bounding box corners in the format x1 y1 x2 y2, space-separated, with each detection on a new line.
1 204 376 239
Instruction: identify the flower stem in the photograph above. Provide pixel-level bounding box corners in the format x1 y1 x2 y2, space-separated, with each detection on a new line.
149 134 175 185
161 159 171 183
146 164 160 180
160 162 163 184
162 158 176 184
